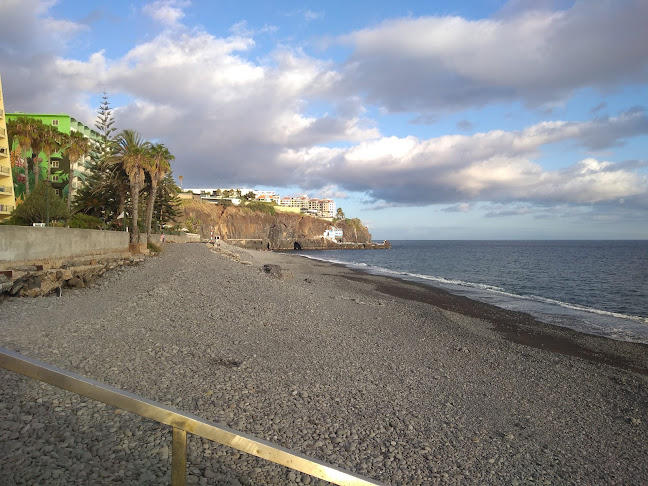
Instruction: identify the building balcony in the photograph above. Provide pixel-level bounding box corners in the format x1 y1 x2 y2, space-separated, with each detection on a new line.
0 166 10 176
0 185 13 194
0 204 14 214
0 127 5 137
0 147 8 157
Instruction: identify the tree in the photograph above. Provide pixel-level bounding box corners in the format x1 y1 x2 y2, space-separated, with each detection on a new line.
178 175 183 190
30 126 46 185
243 191 256 200
6 117 47 197
40 125 64 181
113 129 150 244
153 172 182 230
336 207 345 219
144 143 174 244
94 92 117 159
62 131 91 212
13 181 68 224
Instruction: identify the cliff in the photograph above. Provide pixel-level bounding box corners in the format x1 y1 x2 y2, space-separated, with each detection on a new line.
178 200 390 250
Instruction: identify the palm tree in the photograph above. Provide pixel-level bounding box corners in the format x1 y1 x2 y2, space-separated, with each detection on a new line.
40 125 64 181
178 175 183 190
63 131 91 212
7 117 45 196
144 143 174 244
30 125 46 185
114 129 150 245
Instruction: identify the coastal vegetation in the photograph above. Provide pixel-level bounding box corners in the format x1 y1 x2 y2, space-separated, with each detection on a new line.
5 95 180 245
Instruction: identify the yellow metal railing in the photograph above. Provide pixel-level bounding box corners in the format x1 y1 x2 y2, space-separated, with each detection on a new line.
0 347 384 486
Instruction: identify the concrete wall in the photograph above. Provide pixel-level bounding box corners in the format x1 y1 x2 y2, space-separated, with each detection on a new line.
0 226 129 262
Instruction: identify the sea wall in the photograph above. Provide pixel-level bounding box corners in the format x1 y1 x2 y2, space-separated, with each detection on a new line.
0 226 128 263
0 226 199 265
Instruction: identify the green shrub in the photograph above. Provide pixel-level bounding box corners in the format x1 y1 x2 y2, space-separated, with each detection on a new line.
12 182 69 225
245 201 276 215
147 242 162 253
69 213 106 229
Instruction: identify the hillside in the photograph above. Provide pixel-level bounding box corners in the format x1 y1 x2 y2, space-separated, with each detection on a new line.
177 199 388 250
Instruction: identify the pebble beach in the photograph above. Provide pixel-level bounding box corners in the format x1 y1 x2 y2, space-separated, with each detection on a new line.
1 242 647 485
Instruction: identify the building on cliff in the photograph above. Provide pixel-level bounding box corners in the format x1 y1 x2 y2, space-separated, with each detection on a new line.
0 74 16 221
279 195 336 218
6 112 101 201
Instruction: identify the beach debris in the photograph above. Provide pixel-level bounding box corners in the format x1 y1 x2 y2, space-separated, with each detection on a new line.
213 357 243 368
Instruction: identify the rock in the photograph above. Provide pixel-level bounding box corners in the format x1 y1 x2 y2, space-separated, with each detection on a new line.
67 277 85 289
262 264 293 280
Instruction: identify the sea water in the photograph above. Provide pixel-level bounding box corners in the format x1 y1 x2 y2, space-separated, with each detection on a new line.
301 240 648 344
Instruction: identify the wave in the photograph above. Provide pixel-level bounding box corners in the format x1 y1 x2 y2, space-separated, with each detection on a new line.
300 253 648 326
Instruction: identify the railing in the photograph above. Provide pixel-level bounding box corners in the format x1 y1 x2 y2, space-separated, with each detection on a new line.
0 347 384 486
0 166 10 174
0 127 5 136
0 185 11 194
0 204 14 213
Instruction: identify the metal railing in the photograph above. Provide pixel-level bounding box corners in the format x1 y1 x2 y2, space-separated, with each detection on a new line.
0 347 384 486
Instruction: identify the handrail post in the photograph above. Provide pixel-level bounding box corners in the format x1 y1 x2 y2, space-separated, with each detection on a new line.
172 427 187 486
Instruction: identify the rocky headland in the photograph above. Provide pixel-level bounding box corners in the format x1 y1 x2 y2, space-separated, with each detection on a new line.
180 200 390 250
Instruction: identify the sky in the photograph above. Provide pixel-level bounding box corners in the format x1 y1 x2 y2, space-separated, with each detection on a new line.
1 0 647 240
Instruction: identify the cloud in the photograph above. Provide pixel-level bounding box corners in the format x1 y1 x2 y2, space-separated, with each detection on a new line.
277 115 648 208
142 0 190 28
338 0 648 113
316 185 348 199
1 0 646 229
442 203 473 213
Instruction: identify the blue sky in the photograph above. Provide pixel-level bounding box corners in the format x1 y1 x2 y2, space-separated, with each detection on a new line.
1 0 647 239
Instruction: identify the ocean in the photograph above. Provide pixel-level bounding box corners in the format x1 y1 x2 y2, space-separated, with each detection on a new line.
300 240 648 344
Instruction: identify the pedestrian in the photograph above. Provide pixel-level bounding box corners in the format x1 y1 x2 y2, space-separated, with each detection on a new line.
160 233 165 244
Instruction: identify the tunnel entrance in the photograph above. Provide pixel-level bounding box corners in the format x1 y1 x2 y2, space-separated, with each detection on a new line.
294 241 302 250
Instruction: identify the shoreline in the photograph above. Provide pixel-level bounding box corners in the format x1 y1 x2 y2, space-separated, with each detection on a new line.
336 266 648 376
287 250 648 375
1 242 647 485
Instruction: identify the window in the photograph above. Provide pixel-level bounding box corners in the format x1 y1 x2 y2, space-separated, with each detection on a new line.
52 119 59 126
51 175 59 182
51 160 59 168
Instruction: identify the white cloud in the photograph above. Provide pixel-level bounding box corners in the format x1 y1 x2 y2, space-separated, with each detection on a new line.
339 0 648 112
142 0 190 28
278 115 648 208
1 0 646 231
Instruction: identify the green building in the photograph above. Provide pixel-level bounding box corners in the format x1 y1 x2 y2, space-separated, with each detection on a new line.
6 112 101 201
